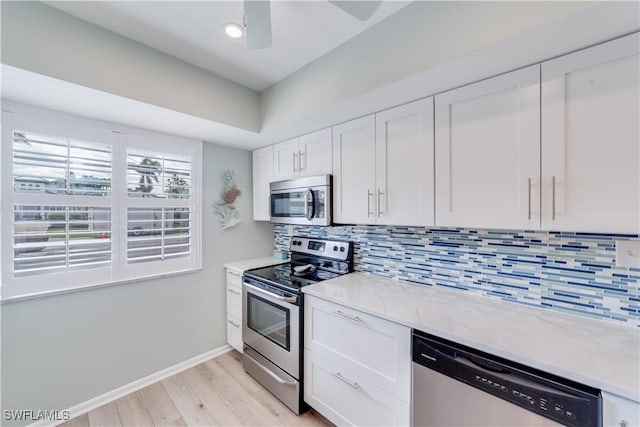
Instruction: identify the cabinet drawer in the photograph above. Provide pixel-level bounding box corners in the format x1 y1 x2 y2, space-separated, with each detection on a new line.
603 392 640 427
226 269 242 287
304 295 410 401
226 283 242 319
304 349 409 427
227 313 242 353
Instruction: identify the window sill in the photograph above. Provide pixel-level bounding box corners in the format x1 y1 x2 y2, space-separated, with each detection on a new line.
0 267 203 304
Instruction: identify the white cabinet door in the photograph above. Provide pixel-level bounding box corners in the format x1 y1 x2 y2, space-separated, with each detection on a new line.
273 137 300 182
435 65 541 230
304 350 410 427
542 33 640 233
332 115 376 224
376 98 434 226
304 295 411 401
225 267 243 353
226 313 242 353
252 145 274 221
299 128 332 178
602 392 640 427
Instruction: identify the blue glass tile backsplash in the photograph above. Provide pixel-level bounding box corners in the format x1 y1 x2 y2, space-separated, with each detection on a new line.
274 224 640 328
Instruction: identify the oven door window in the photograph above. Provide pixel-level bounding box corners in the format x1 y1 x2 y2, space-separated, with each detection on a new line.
247 293 290 351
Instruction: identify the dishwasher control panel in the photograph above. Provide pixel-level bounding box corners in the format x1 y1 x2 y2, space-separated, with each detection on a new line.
412 331 602 427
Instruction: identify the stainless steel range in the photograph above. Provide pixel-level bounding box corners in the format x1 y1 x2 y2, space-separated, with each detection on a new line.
242 236 353 414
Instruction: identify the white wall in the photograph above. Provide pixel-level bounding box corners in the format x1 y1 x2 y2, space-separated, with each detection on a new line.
0 1 260 133
259 1 623 140
0 141 273 425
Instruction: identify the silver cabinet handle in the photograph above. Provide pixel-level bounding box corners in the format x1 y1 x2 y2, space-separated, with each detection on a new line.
367 190 373 217
227 270 241 277
227 288 240 295
333 310 361 322
227 319 240 328
293 152 298 173
377 189 384 217
334 372 359 389
552 176 556 221
527 178 532 220
299 149 305 171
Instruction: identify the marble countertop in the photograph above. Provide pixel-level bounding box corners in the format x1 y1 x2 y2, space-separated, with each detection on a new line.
224 256 289 273
303 272 640 402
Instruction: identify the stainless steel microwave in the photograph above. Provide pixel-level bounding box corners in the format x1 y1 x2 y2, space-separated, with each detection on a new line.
270 175 331 226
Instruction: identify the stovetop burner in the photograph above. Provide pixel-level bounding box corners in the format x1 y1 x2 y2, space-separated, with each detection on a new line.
244 236 353 293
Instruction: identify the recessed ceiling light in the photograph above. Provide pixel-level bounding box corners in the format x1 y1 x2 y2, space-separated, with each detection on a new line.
224 23 244 39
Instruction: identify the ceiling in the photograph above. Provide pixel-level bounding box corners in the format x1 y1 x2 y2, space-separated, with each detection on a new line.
45 1 410 91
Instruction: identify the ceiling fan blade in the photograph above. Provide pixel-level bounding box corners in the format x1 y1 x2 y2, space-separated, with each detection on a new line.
329 0 382 21
244 0 272 49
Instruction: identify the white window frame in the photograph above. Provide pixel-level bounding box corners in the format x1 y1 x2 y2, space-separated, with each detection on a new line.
1 103 202 300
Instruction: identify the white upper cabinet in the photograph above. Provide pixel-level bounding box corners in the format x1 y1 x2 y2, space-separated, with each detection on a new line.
252 145 274 221
375 98 434 226
300 128 333 178
333 99 435 226
332 115 376 224
541 33 640 233
273 128 332 181
273 137 300 181
435 65 541 230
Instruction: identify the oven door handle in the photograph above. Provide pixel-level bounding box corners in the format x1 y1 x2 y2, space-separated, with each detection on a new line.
244 282 298 305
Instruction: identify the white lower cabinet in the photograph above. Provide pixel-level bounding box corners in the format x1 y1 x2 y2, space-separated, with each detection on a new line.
304 295 411 426
226 267 244 353
304 349 410 427
602 392 640 427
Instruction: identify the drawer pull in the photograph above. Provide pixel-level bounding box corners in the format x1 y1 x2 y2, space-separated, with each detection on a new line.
334 372 359 389
227 288 240 295
227 319 240 328
333 310 361 322
228 270 241 277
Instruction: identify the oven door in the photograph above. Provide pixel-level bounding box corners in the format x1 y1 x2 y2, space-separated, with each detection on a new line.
243 282 300 379
270 184 331 226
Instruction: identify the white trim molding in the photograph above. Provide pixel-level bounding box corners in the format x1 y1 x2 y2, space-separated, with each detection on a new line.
26 344 233 427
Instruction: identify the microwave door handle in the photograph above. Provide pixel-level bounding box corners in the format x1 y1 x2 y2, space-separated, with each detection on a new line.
304 188 315 221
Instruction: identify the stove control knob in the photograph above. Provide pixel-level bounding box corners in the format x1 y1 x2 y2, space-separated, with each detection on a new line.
333 245 338 251
340 247 345 252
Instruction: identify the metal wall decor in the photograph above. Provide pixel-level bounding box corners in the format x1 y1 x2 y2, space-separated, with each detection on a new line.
214 169 241 230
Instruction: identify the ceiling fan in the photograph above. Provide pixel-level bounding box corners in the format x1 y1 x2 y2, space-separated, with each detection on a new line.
242 0 383 49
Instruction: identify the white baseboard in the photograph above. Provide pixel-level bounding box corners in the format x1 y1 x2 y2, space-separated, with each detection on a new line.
27 344 233 427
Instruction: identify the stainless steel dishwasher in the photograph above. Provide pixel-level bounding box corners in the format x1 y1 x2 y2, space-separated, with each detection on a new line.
412 330 602 427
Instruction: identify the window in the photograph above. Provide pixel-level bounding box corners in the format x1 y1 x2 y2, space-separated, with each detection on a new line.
1 106 202 300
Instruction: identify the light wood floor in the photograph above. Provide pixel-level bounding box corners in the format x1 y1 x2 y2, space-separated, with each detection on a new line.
60 351 333 427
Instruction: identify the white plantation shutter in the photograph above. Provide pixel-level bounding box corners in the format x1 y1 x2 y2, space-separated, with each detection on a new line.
13 206 111 277
126 208 191 263
13 131 112 196
1 105 202 300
